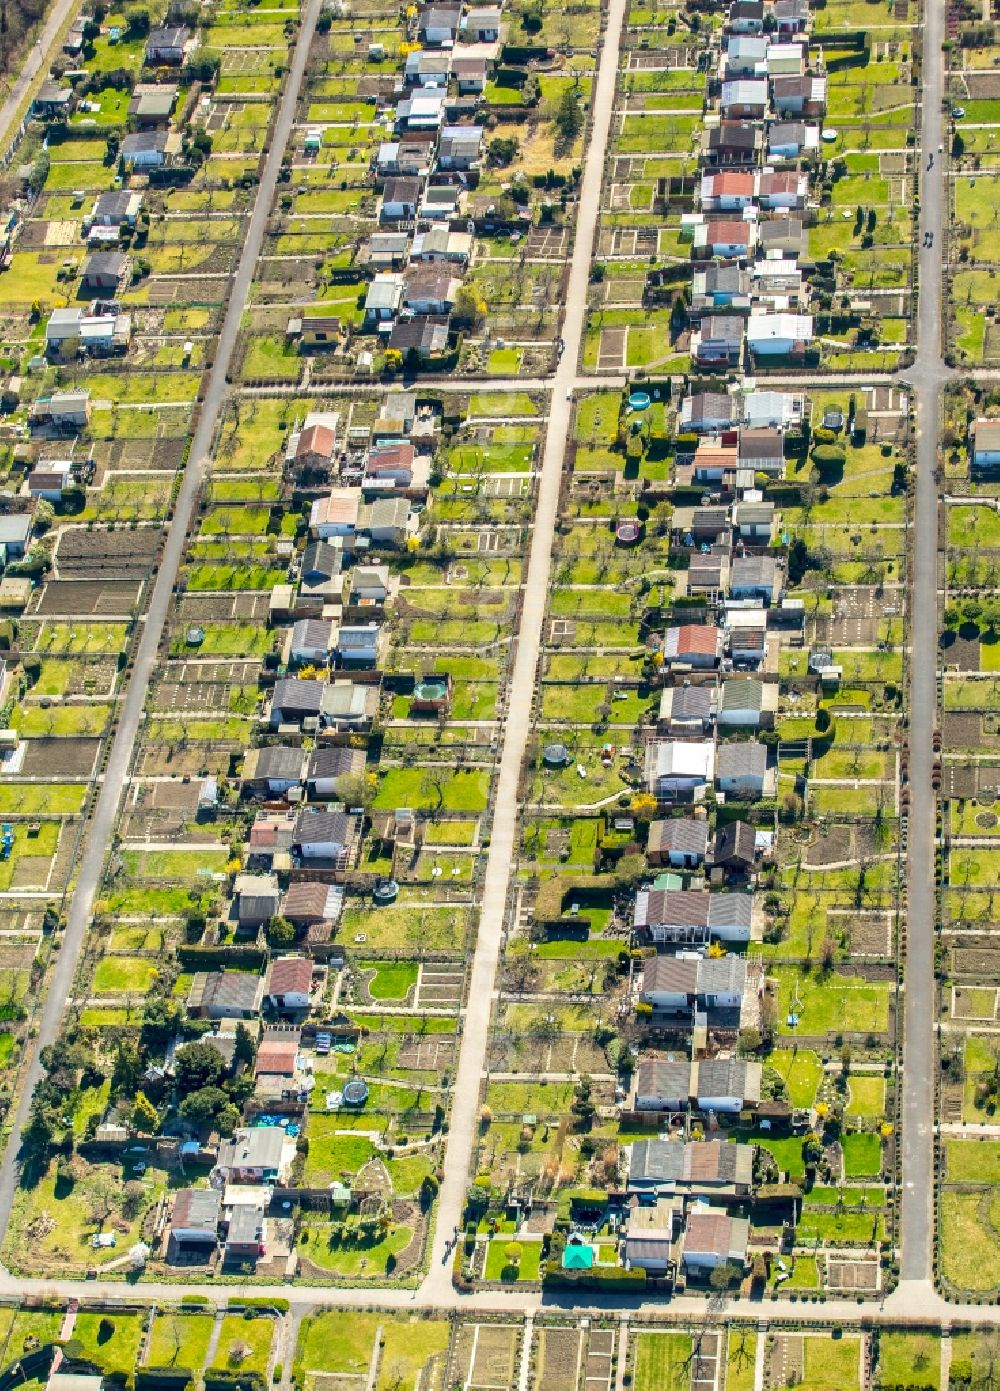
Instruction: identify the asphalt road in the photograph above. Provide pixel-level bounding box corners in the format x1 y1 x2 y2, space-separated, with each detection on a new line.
0 0 77 154
0 1266 992 1323
0 0 323 1240
898 0 948 1288
420 0 628 1300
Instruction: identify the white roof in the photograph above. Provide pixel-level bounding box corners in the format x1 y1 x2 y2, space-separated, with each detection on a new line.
653 741 715 778
722 79 767 101
746 312 812 343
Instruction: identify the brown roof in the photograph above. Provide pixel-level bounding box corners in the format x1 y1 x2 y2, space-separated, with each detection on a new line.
686 1210 728 1249
297 424 336 459
368 441 415 471
268 956 313 996
759 170 802 194
687 1143 724 1181
642 956 700 994
283 881 330 923
694 445 737 467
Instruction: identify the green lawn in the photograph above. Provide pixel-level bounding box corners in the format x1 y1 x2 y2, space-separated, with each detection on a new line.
360 961 419 1001
845 1075 886 1117
300 1223 414 1278
120 848 229 880
299 1312 381 1379
0 784 86 814
13 704 111 737
726 1333 757 1391
209 1316 275 1375
738 1133 806 1179
800 1335 862 1391
796 1210 884 1243
303 1119 377 1184
842 1132 883 1177
632 1333 693 1391
375 1319 450 1391
940 1190 1000 1292
875 1333 940 1390
483 1237 543 1282
147 1313 215 1370
945 1139 1000 1183
72 1313 143 1375
372 767 490 813
91 956 160 995
768 1048 824 1108
775 968 891 1036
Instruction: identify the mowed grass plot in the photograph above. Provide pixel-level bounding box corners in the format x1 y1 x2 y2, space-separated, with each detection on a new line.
147 1313 215 1370
800 1335 862 1391
372 767 490 812
875 1333 940 1390
632 1333 693 1391
940 1190 1000 1292
775 968 891 1036
209 1316 275 1375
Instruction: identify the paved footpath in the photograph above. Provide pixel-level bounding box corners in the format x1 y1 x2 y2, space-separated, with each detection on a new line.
898 0 950 1286
420 0 629 1303
0 0 324 1241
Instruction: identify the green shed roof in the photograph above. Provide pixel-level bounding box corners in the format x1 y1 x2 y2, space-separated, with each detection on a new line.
562 1242 595 1270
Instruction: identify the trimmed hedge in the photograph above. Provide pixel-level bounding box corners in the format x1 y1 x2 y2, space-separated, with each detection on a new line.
543 1262 647 1290
176 945 267 970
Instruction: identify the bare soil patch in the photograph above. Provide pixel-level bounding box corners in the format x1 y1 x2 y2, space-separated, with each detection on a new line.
21 737 100 777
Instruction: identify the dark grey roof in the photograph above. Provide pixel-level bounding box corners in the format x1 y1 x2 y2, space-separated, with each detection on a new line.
768 121 807 143
629 1138 750 1184
147 24 189 45
293 808 352 845
83 251 127 278
292 618 334 650
714 819 757 865
706 893 754 929
709 123 758 151
695 1056 758 1101
703 264 744 293
716 741 768 778
758 217 803 245
226 1203 264 1247
649 818 709 857
634 1057 692 1099
688 392 734 423
670 685 715 721
635 889 710 930
95 191 136 218
383 177 421 202
171 1187 221 1232
630 1139 685 1183
301 540 342 581
307 745 359 780
721 678 764 712
272 678 324 716
252 745 306 781
197 971 261 1013
122 130 167 154
738 429 783 460
642 956 700 994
